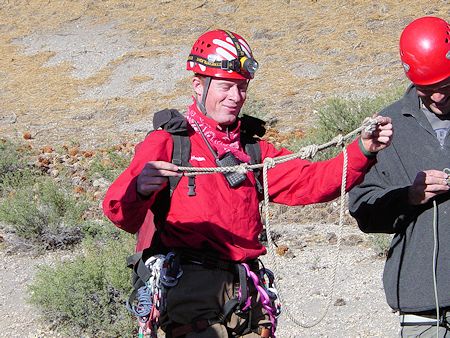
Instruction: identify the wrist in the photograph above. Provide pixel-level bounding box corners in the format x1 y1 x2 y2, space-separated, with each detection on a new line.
358 137 377 158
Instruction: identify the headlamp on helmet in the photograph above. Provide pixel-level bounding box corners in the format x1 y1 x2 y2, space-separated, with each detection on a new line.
187 29 257 80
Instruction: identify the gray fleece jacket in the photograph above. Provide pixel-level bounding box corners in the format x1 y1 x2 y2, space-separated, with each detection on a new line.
349 85 450 313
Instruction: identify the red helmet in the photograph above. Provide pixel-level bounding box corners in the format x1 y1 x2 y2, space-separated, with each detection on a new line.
187 29 258 80
399 16 450 86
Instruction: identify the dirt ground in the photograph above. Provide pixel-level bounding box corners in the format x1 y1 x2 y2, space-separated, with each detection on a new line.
0 220 399 338
1 1 449 337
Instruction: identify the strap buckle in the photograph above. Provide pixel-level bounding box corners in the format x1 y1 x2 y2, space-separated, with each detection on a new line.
221 59 240 71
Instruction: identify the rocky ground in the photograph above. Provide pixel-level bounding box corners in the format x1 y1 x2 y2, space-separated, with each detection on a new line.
0 219 398 338
1 1 448 337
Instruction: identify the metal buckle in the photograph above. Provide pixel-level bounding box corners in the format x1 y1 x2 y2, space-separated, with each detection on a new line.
221 59 240 71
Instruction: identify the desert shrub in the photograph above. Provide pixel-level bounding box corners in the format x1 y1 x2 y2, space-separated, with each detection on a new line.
29 231 136 337
0 139 28 176
240 97 270 121
87 148 132 182
368 233 393 257
0 175 88 249
285 87 404 160
0 139 38 192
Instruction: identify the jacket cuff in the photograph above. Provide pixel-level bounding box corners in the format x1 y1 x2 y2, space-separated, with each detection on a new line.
358 137 377 158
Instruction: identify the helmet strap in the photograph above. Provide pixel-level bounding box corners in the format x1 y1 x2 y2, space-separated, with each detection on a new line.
197 76 211 116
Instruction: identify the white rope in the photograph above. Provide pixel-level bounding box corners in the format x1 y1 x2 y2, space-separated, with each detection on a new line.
178 118 378 174
260 143 348 328
175 117 377 329
432 200 440 337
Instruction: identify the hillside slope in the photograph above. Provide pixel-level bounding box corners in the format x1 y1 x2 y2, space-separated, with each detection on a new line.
1 1 448 148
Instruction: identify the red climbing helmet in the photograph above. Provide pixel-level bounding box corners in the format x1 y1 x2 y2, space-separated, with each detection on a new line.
399 16 450 86
186 29 258 80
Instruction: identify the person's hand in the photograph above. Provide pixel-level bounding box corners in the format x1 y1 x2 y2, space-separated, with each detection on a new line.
136 161 181 197
361 116 393 153
408 170 450 205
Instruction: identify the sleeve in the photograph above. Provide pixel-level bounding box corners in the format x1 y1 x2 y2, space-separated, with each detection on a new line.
102 131 173 234
261 137 376 206
348 145 417 234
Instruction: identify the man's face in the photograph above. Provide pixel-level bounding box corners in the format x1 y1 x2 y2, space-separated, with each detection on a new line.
416 77 450 116
198 77 249 126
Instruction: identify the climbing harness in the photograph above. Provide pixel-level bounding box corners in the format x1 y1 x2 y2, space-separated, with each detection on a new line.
240 262 281 337
129 249 281 337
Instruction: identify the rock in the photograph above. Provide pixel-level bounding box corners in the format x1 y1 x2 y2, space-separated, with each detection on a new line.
334 298 347 306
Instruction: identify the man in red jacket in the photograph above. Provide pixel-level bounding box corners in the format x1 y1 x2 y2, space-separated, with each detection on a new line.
103 29 393 338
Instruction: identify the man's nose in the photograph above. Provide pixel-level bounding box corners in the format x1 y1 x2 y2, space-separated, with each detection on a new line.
431 92 446 102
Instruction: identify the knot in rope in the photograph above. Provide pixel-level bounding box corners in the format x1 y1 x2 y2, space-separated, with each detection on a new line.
362 117 378 135
332 134 345 147
237 163 248 174
263 157 276 169
299 144 319 159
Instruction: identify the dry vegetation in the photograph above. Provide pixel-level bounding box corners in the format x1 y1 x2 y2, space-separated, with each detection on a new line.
1 0 448 149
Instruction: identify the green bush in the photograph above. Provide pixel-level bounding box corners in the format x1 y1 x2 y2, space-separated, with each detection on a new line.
0 175 88 249
29 231 136 337
0 139 29 176
368 233 393 257
0 139 37 192
88 149 132 182
285 87 404 160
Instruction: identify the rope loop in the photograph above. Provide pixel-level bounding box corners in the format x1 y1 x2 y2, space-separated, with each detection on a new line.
300 144 319 159
263 157 276 169
362 117 378 135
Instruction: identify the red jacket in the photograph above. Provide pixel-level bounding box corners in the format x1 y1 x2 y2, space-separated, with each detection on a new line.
103 110 375 261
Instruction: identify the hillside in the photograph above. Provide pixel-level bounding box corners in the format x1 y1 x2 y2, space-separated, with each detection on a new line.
1 1 448 148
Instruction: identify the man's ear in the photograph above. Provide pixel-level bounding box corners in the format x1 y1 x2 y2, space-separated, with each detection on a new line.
192 76 203 100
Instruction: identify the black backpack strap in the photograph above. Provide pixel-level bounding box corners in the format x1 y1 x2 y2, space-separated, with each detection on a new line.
153 109 194 197
153 108 188 134
245 142 263 195
240 114 266 195
169 134 193 196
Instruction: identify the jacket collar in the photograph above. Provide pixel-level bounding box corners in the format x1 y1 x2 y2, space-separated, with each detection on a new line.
400 85 422 118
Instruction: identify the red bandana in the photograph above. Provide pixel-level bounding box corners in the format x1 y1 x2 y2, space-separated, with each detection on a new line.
186 100 251 163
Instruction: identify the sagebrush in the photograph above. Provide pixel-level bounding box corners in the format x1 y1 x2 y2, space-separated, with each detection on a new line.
29 231 136 337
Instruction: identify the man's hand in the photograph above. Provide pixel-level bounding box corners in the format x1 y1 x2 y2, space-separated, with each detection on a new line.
408 170 450 205
361 116 393 153
136 161 181 197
